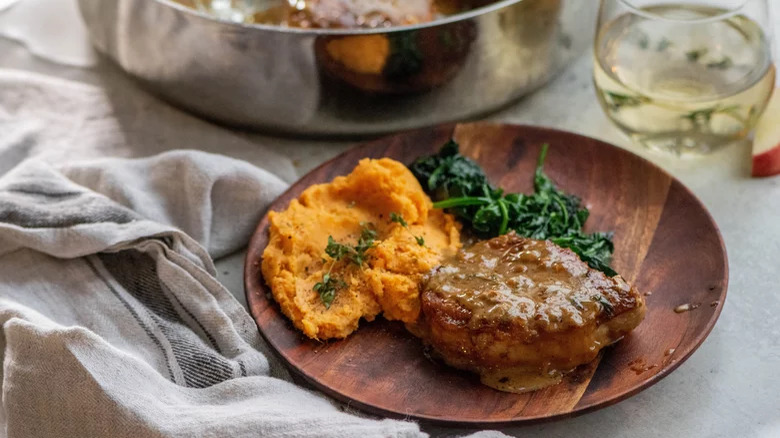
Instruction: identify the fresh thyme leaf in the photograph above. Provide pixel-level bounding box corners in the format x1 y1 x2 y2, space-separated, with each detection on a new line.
706 56 733 69
414 141 618 276
390 212 425 246
323 225 377 268
352 227 377 266
314 252 345 309
324 236 351 261
313 272 345 309
592 294 615 316
390 212 408 227
686 48 708 62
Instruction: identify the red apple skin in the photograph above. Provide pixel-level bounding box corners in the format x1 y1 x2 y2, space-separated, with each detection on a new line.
752 143 780 177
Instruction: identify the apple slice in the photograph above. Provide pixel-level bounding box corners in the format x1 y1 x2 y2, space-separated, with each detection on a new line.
753 88 780 177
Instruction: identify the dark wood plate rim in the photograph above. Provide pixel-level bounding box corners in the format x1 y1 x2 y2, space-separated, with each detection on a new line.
243 123 729 427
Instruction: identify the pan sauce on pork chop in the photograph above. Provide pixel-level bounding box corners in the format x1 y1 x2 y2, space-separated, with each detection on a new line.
410 231 646 393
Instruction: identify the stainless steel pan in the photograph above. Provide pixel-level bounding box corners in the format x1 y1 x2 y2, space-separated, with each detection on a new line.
78 0 595 135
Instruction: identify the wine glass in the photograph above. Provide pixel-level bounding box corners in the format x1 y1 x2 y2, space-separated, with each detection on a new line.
594 0 776 155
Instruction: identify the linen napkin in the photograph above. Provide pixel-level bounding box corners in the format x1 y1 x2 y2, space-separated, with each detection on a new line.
0 69 431 437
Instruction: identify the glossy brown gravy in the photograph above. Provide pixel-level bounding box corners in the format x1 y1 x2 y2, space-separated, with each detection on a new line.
424 236 633 332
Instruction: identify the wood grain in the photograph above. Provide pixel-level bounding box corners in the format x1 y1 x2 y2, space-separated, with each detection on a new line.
244 123 728 426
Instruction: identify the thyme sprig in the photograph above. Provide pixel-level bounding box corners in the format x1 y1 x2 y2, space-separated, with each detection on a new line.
313 226 378 308
390 212 425 246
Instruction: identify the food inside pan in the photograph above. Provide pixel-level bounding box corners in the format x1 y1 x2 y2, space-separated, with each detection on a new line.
173 0 501 28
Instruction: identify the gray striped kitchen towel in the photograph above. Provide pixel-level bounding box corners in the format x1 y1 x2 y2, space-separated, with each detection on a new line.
0 151 426 437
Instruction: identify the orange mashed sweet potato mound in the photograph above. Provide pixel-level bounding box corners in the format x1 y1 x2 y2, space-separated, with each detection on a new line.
262 158 461 340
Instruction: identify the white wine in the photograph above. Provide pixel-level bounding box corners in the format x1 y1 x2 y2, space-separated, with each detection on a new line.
594 4 775 155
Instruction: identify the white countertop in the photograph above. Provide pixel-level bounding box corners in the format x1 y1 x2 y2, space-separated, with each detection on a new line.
1 3 778 437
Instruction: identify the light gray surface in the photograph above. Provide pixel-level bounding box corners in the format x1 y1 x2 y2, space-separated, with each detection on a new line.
2 15 779 438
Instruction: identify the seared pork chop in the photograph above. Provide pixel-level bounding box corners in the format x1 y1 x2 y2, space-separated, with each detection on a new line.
410 232 645 393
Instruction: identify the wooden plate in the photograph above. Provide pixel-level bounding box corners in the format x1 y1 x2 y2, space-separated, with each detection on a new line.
244 123 728 426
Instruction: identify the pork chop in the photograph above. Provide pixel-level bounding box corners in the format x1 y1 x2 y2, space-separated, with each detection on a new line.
409 231 646 392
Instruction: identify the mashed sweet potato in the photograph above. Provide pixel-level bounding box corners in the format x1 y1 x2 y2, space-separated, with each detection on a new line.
262 158 461 340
